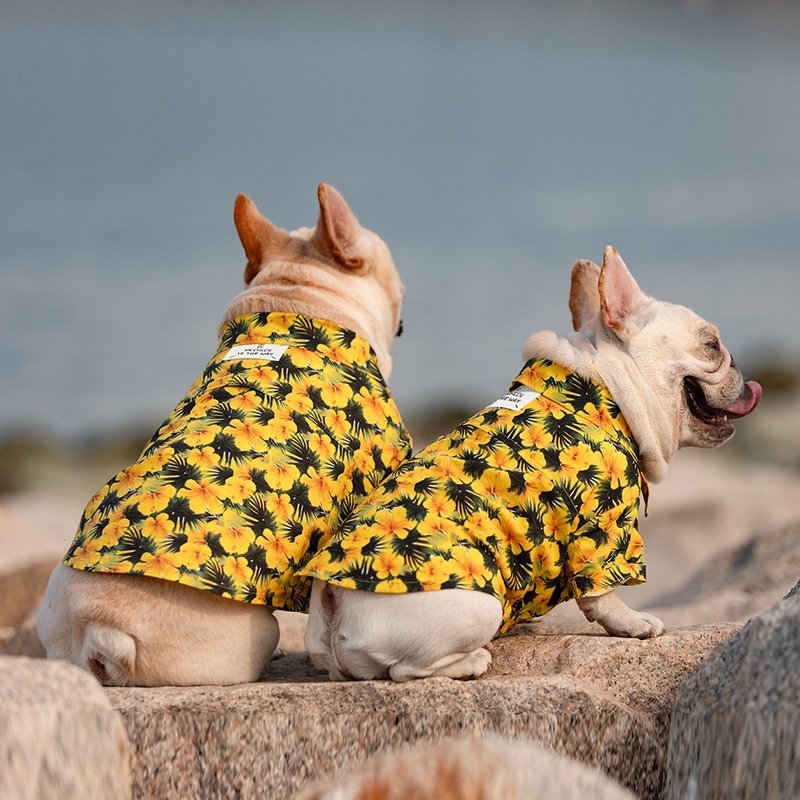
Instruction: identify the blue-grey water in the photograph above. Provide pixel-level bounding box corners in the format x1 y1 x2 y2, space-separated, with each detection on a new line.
2 1 799 440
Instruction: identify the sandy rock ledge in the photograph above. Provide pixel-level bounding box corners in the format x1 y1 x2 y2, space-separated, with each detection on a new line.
106 622 736 800
0 656 130 800
665 580 800 800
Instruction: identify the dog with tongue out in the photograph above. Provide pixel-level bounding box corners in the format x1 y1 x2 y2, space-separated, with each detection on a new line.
303 246 762 683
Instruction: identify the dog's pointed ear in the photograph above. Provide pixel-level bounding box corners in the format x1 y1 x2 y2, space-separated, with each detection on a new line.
311 183 365 270
598 246 646 336
234 194 291 284
569 259 602 331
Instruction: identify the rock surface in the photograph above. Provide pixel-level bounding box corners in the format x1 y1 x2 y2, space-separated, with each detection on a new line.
2 449 797 798
665 579 800 800
296 734 635 800
107 622 736 800
0 656 131 800
0 557 51 657
0 558 55 628
641 520 800 628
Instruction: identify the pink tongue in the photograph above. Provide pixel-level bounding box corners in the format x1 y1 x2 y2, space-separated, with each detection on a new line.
724 381 762 418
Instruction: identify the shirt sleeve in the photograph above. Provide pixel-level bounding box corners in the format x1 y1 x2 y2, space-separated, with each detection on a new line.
566 496 647 600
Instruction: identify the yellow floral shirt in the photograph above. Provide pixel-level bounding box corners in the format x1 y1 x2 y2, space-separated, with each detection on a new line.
302 359 647 634
63 313 412 612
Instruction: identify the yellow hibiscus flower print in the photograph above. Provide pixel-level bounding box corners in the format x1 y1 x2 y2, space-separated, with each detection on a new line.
180 479 225 515
487 447 516 471
247 364 278 385
186 446 220 471
302 358 646 634
222 473 256 505
179 540 213 570
302 467 335 508
372 506 413 538
266 492 292 520
416 556 451 590
522 470 553 499
376 577 408 593
62 313 412 612
70 539 102 567
558 442 596 477
264 452 301 491
139 551 181 582
528 540 561 581
184 423 217 447
264 409 297 442
600 442 628 488
228 418 268 451
417 515 457 539
464 510 494 540
307 432 335 462
374 550 405 580
423 493 457 519
449 545 491 587
114 465 146 493
340 528 373 560
495 511 529 555
320 380 353 408
139 447 175 474
223 556 252 586
218 511 255 553
283 383 315 414
474 468 512 502
324 408 350 437
141 513 173 540
520 424 552 451
137 482 176 515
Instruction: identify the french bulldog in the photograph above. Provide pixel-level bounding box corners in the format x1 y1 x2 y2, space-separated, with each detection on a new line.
302 246 761 681
36 184 412 686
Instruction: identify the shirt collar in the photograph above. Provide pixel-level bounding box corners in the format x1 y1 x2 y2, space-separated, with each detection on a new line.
216 312 380 369
512 358 634 443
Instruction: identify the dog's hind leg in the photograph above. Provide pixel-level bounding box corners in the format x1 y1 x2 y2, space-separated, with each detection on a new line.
82 624 137 686
305 579 337 674
313 585 503 682
388 646 492 682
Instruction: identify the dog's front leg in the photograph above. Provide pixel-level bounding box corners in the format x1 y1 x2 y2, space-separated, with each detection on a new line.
576 589 665 639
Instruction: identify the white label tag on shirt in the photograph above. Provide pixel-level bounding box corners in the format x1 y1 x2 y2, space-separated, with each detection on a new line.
489 386 541 411
223 343 289 361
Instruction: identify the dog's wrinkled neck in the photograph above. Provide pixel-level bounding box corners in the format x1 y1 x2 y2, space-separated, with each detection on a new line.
593 344 676 483
524 329 676 483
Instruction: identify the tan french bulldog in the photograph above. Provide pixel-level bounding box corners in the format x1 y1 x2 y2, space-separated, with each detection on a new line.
303 247 761 681
36 184 411 686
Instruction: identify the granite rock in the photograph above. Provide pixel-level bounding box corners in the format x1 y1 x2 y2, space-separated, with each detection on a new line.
0 558 55 628
107 622 736 800
295 734 635 799
641 521 800 628
0 558 53 657
665 579 800 800
0 656 130 800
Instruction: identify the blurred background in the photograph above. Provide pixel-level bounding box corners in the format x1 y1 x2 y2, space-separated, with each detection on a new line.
1 1 799 611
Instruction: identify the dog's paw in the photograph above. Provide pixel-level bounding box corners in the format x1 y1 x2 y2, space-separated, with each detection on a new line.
389 647 493 682
615 611 666 640
577 592 666 640
447 646 493 679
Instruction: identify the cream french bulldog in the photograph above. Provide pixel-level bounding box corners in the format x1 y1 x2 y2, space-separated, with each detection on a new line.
302 246 761 681
36 184 412 686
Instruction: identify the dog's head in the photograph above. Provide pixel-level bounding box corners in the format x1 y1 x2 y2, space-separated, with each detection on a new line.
232 184 404 372
569 246 761 450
